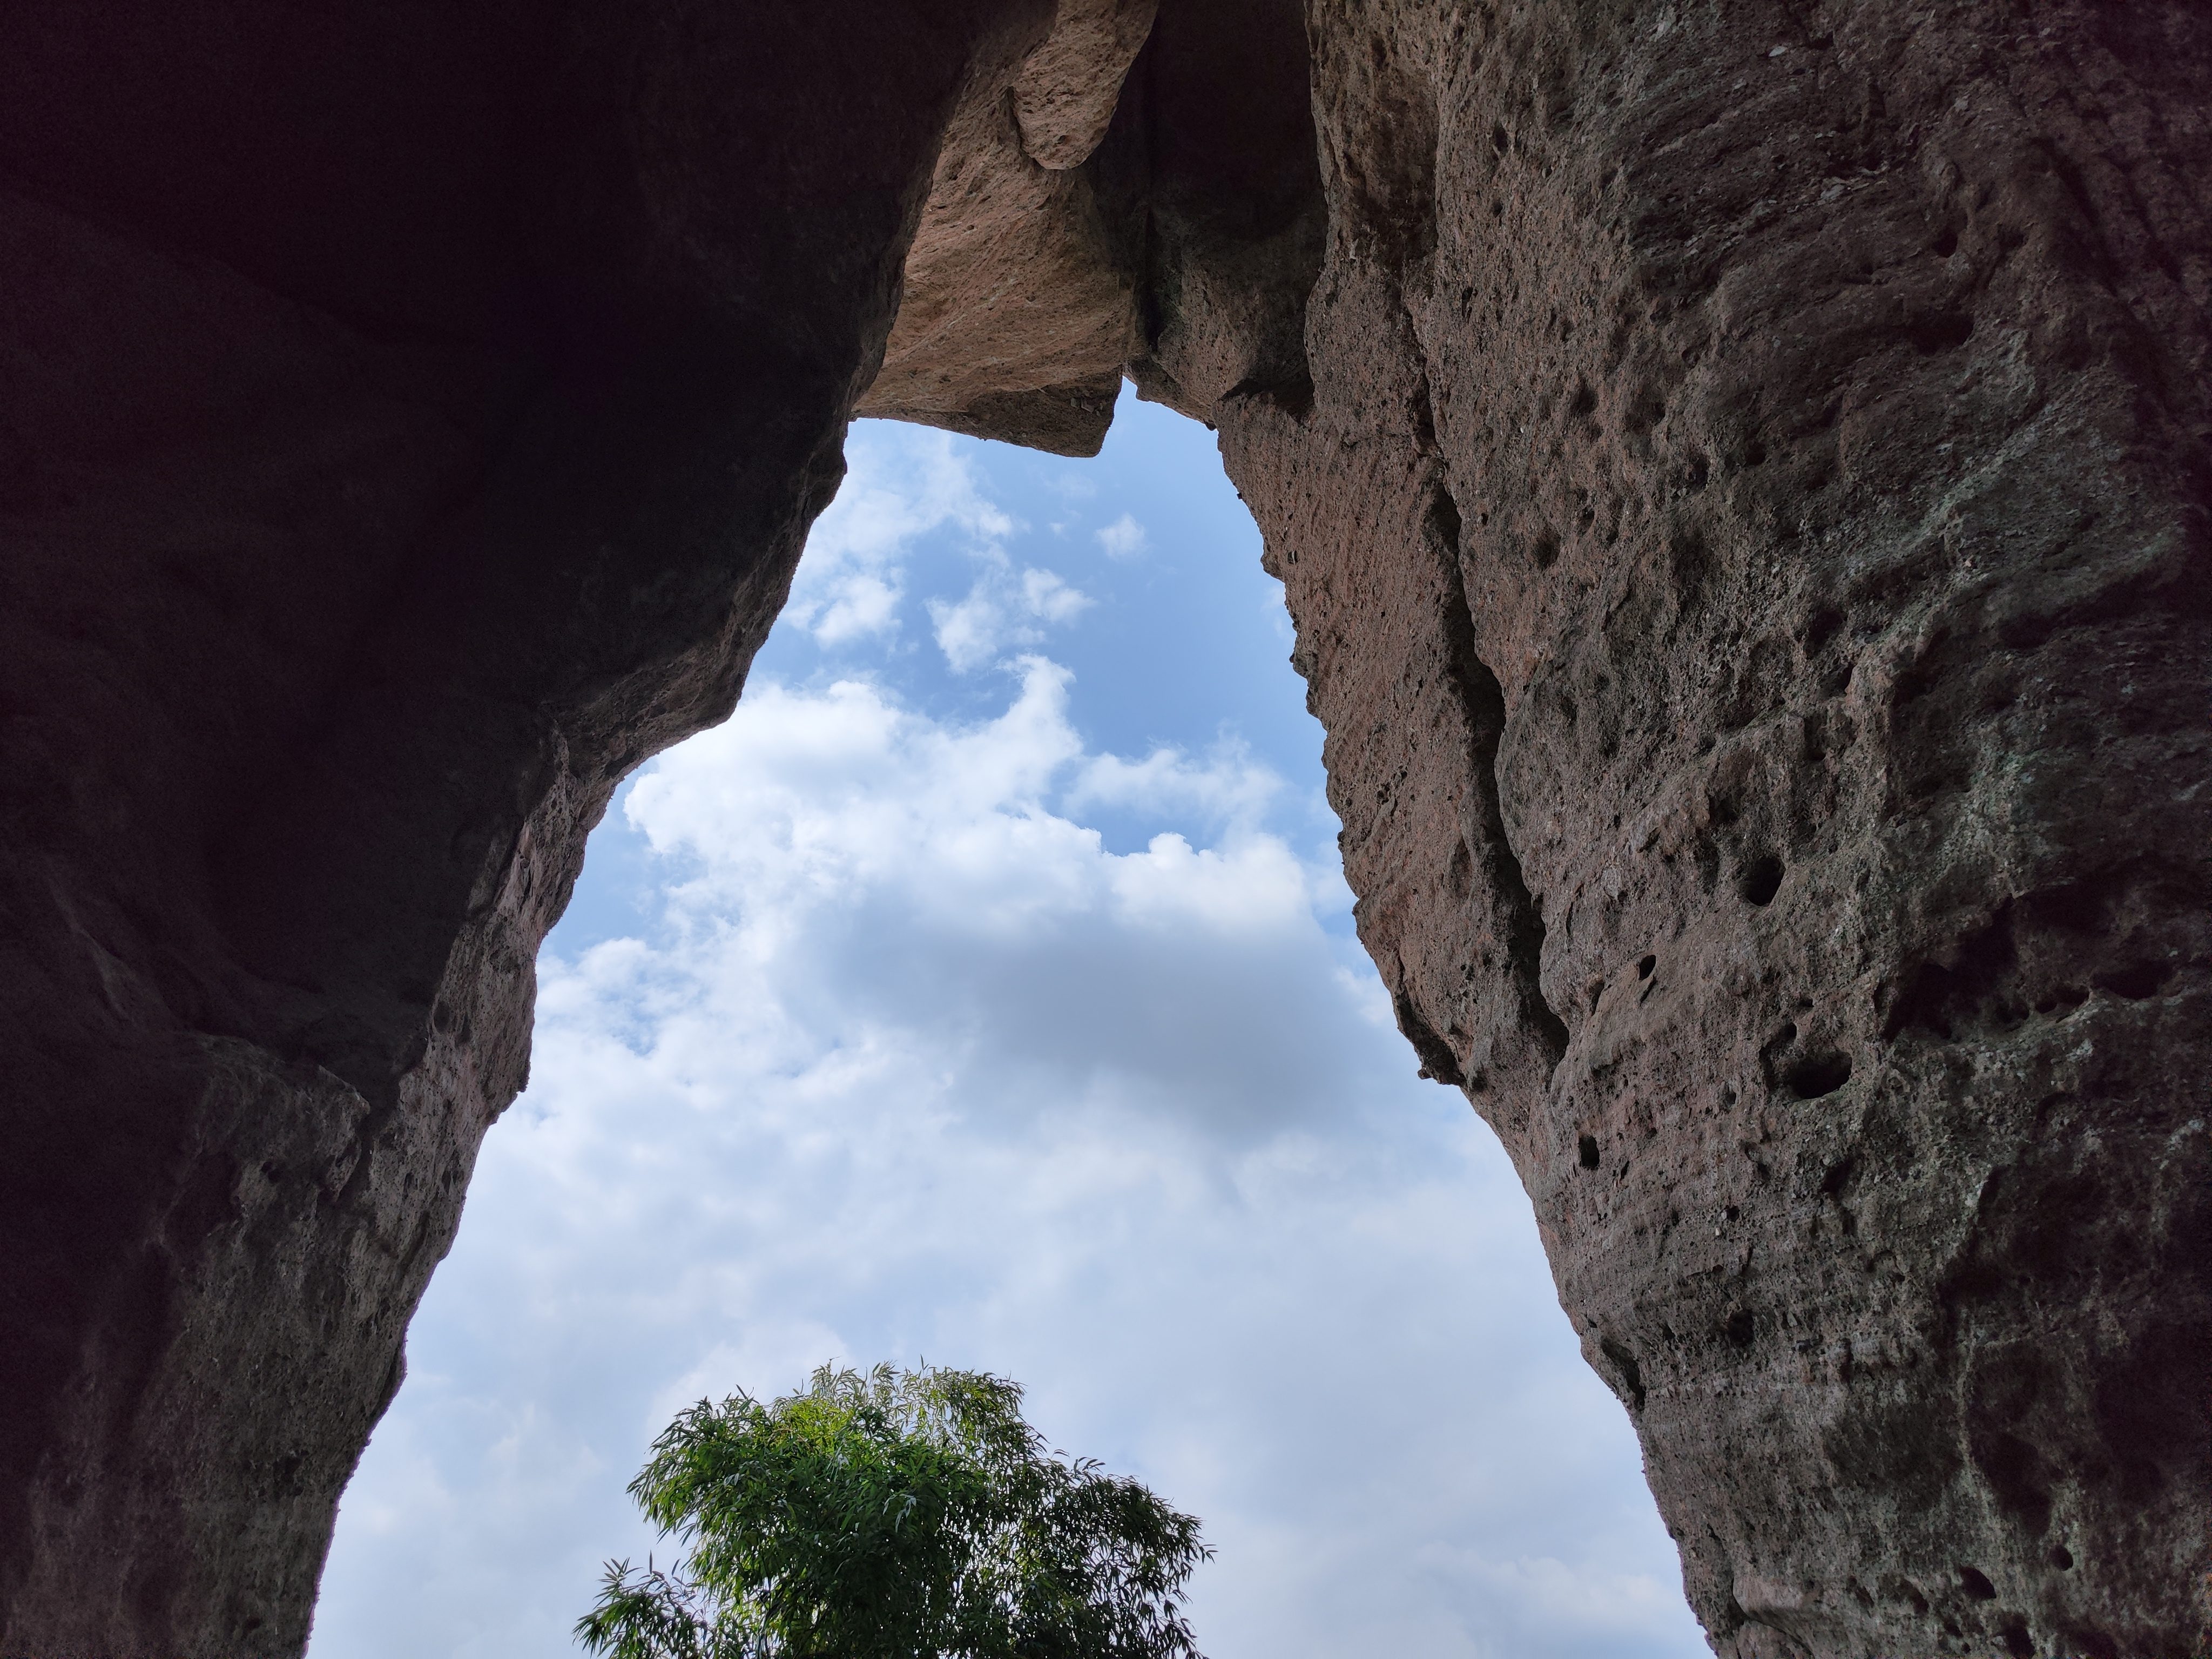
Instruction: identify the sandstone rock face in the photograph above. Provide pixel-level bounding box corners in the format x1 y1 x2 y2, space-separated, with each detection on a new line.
854 0 1157 453
1 2 2206 1656
1189 4 2211 1655
1015 0 1163 170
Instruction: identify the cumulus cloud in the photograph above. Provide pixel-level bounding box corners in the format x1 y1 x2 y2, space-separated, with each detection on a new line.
312 658 1703 1659
927 562 1093 672
1021 567 1090 624
1066 739 1283 836
622 662 1362 1135
308 412 1704 1659
781 427 1013 645
1096 511 1148 559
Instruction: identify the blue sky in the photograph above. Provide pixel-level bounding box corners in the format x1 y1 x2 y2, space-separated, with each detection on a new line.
306 391 1708 1659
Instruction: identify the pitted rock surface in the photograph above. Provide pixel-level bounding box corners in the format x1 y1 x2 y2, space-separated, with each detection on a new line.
1 2 2206 1656
1198 5 2211 1655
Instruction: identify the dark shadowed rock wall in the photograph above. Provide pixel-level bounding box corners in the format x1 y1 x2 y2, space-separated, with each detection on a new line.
1 1 2206 1655
0 2 1053 1651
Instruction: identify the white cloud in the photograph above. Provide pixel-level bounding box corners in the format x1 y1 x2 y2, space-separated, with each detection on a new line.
928 563 1093 672
621 660 1352 1129
1021 567 1091 624
1096 511 1148 559
926 587 1003 673
1067 739 1283 834
309 412 1704 1659
312 657 1704 1659
782 427 1014 645
807 572 900 644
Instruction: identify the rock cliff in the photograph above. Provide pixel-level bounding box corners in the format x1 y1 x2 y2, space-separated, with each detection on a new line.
0 2 1055 1648
1 2 2204 1656
1211 6 2212 1655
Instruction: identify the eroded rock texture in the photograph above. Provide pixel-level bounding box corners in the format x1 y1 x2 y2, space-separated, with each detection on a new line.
853 0 1159 454
2 1 2207 1656
1197 4 2211 1655
0 2 1056 1651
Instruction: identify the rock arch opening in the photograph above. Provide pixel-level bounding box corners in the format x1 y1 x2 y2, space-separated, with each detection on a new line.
308 395 1704 1655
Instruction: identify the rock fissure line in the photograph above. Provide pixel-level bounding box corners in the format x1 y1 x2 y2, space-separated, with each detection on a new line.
1424 475 1572 1084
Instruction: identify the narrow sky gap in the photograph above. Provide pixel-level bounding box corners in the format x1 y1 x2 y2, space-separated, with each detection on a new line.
307 391 1707 1659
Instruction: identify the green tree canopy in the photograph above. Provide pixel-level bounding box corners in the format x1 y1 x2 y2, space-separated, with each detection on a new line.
577 1362 1209 1659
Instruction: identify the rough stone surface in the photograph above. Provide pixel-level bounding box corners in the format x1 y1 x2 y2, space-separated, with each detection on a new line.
853 0 1156 454
1015 0 1164 170
1179 4 2212 1655
0 2 1051 1652
2 1 2208 1656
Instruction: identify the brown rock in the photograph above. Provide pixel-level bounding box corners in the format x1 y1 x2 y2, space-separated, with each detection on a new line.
1185 4 2212 1656
0 1 1054 1651
1015 0 1162 170
854 0 1155 454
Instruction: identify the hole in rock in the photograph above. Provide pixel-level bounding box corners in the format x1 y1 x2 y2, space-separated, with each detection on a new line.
1959 1565 1999 1601
1427 485 1463 550
1600 1336 1647 1411
2001 1615 2033 1658
1882 907 2028 1040
1931 226 1959 258
316 390 1706 1653
2093 960 2170 1000
1668 528 1710 590
1738 855 1784 906
2047 1544 2073 1571
1637 953 1656 980
1971 1428 2053 1537
1724 1309 1756 1347
1785 1051 1853 1100
1908 311 1975 354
